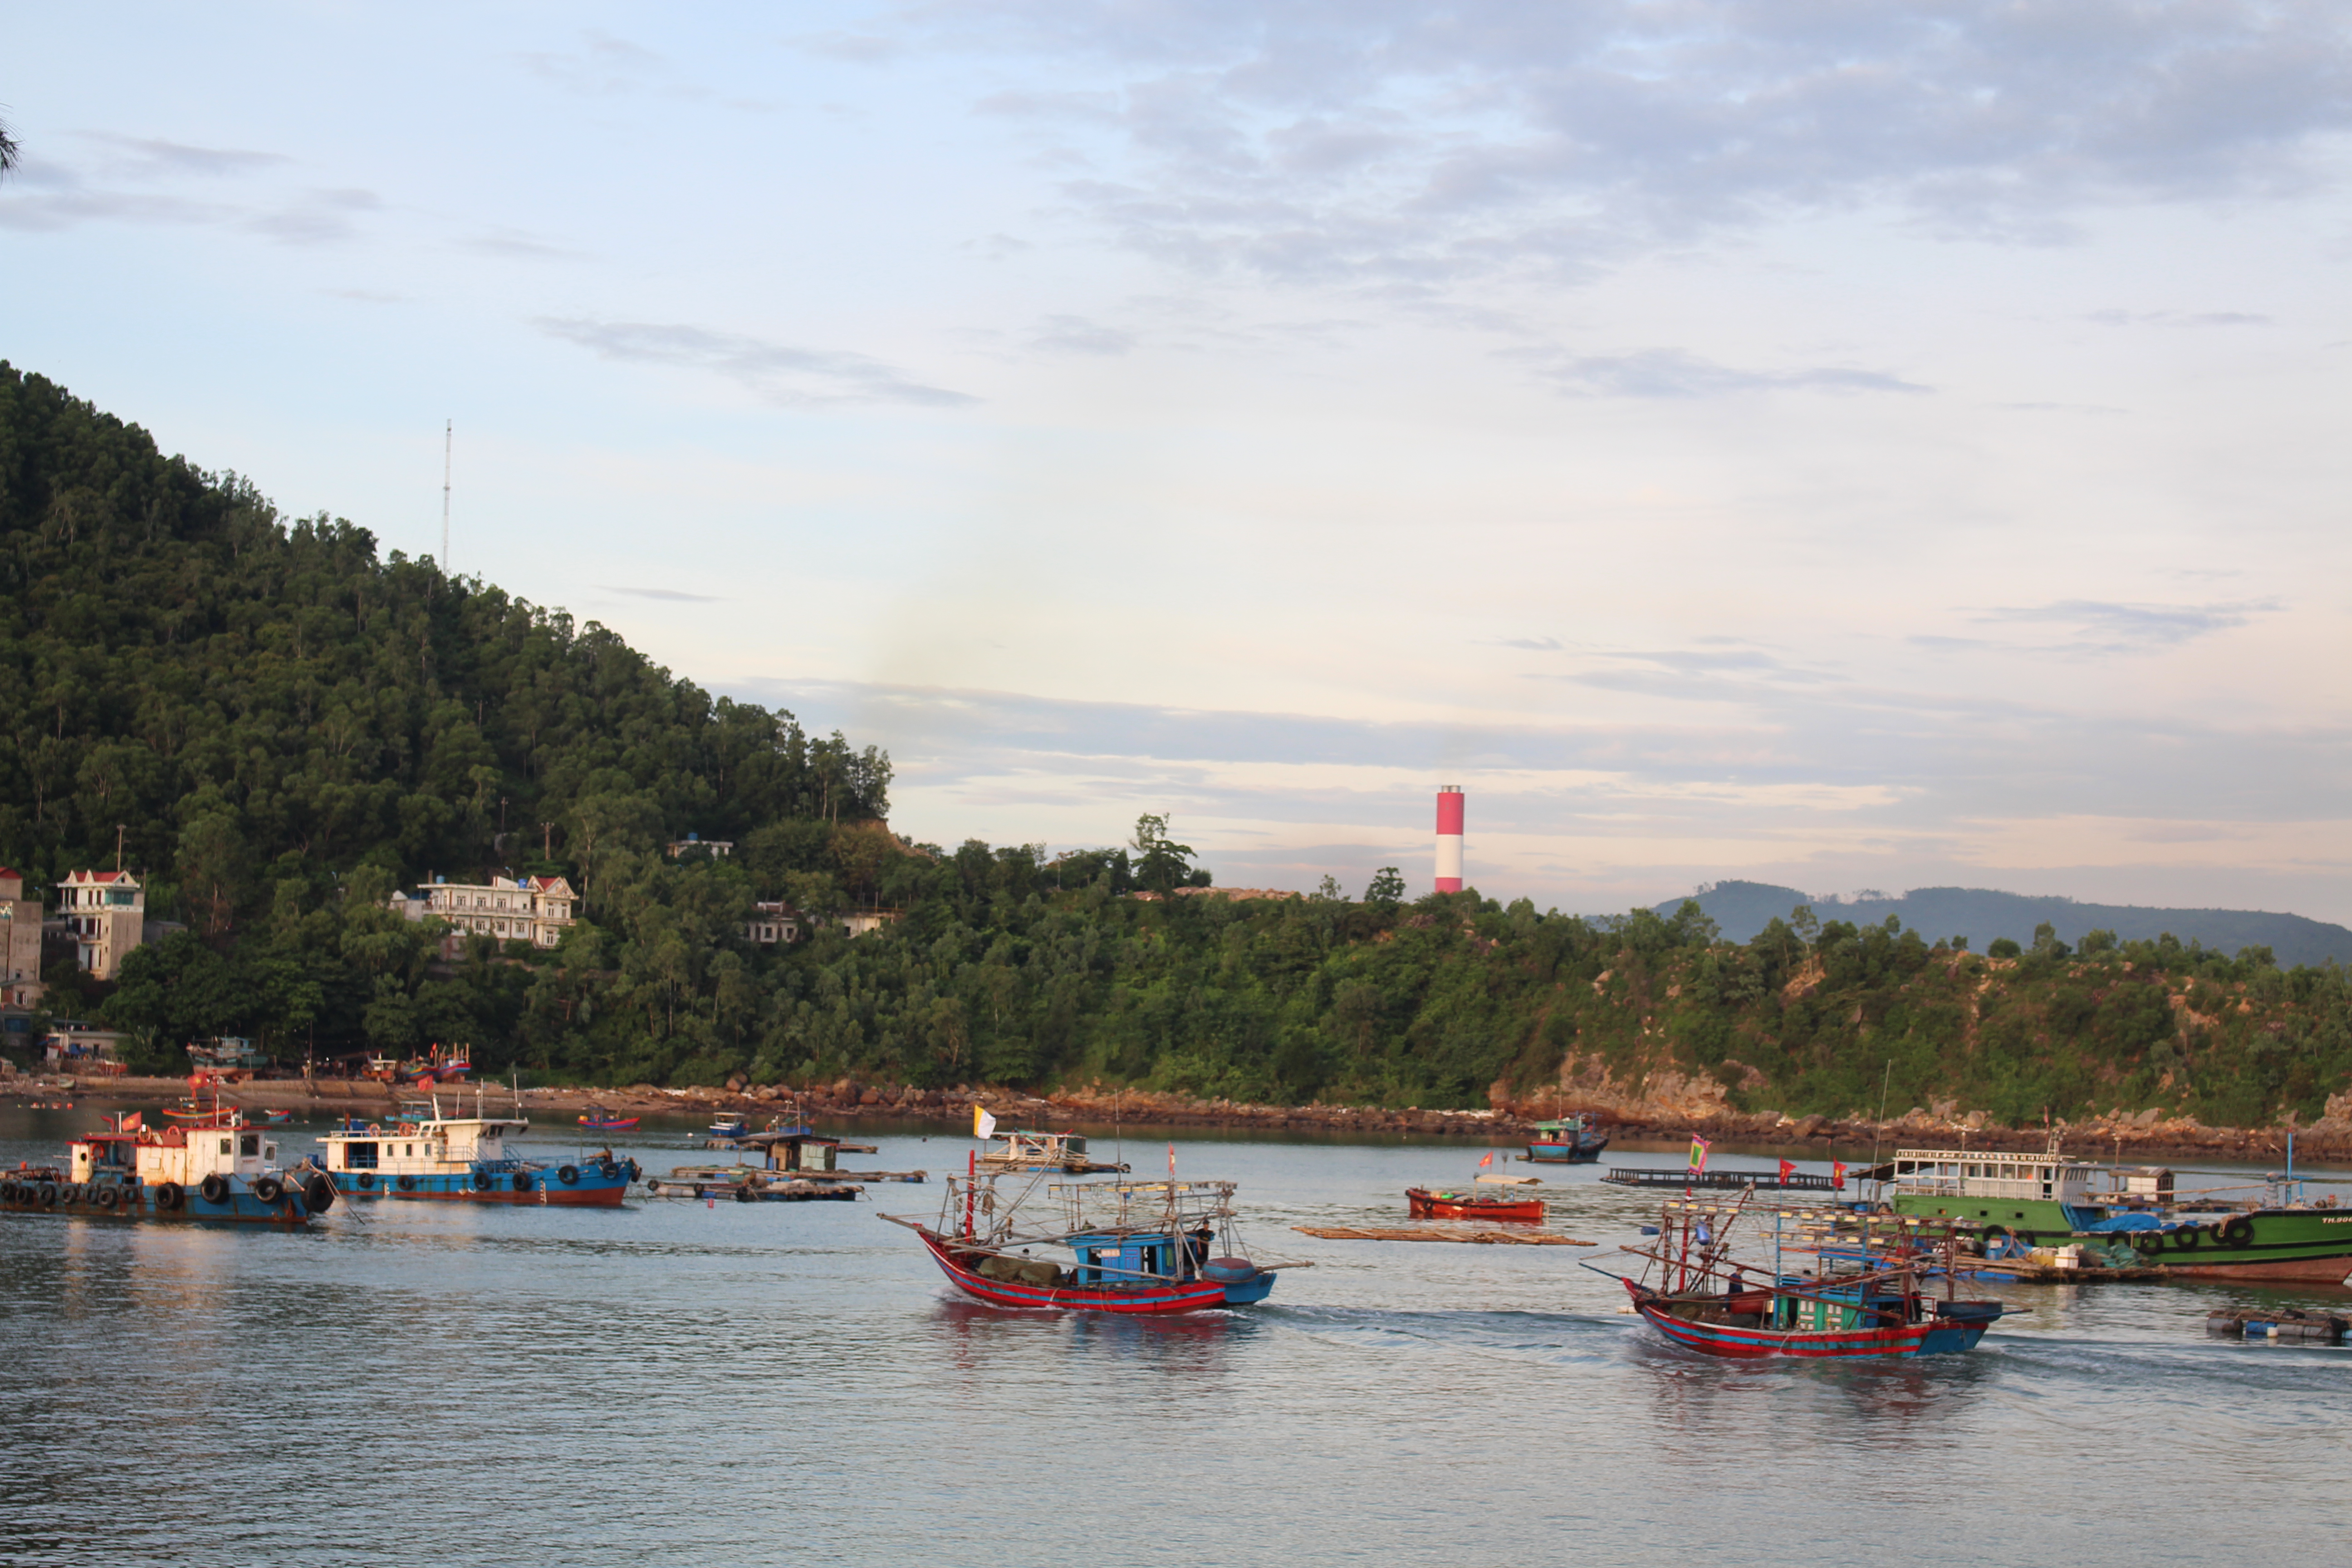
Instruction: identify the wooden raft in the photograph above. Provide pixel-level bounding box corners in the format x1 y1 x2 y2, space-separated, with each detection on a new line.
1294 1225 1595 1247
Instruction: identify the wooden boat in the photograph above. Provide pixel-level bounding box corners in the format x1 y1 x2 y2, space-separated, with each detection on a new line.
1524 1113 1609 1164
976 1127 1128 1174
578 1107 641 1132
258 1109 293 1125
1406 1186 1546 1222
882 1157 1298 1313
1596 1197 2003 1360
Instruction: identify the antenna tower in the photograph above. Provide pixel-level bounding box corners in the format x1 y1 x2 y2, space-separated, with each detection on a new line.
441 419 452 570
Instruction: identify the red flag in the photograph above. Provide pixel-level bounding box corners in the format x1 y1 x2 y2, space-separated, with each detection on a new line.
1779 1159 1795 1183
1168 1142 1177 1177
119 1112 143 1132
1832 1161 1847 1189
1479 1152 1494 1169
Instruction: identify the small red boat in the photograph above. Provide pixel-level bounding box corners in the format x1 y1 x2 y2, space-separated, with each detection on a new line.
1406 1186 1546 1222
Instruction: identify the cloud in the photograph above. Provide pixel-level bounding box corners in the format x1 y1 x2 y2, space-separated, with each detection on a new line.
604 585 725 603
78 133 290 180
1028 314 1136 355
1527 348 1930 399
897 1 2352 290
461 227 580 261
1974 598 2283 652
534 317 980 407
1492 636 1564 652
2084 309 2274 327
245 188 382 245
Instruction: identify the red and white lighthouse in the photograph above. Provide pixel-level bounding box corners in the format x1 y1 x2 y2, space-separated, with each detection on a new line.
1435 786 1464 892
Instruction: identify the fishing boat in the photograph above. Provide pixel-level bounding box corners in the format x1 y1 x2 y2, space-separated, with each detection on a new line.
882 1156 1296 1313
1406 1186 1546 1222
317 1096 638 1205
0 1111 325 1226
258 1109 293 1125
976 1127 1129 1175
1595 1196 2003 1359
1880 1144 2352 1284
1524 1114 1610 1164
578 1107 641 1132
708 1113 750 1142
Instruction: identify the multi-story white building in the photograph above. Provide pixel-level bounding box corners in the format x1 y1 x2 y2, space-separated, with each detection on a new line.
408 875 578 955
55 870 145 980
0 866 44 1007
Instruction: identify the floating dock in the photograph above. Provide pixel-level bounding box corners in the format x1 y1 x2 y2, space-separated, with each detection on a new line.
2206 1307 2347 1343
1294 1225 1595 1247
1603 1167 1842 1191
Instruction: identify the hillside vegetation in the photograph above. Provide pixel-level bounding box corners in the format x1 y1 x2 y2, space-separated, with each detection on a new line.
4 363 2348 1130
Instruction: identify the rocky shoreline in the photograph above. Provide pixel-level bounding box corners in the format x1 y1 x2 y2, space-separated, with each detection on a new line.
8 1070 2345 1163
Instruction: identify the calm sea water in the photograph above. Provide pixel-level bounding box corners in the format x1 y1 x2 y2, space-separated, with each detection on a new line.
3 1106 2347 1567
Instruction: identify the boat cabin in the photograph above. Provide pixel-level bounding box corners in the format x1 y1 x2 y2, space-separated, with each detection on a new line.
1064 1226 1212 1288
319 1113 526 1178
1890 1148 2103 1205
72 1126 281 1187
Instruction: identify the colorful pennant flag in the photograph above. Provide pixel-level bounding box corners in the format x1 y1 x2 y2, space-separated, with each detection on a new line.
1688 1135 1711 1174
1832 1160 1847 1189
973 1106 997 1139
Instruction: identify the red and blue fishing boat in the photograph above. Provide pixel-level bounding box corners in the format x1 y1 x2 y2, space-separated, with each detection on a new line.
884 1155 1297 1313
1597 1196 2003 1359
578 1106 641 1132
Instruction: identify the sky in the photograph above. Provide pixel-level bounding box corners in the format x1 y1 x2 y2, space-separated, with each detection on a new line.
5 2 2350 920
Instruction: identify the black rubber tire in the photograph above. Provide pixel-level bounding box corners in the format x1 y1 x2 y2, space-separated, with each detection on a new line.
599 1160 621 1181
156 1181 184 1211
2177 1225 2201 1250
252 1176 284 1205
199 1175 229 1205
473 1172 493 1192
0 1181 16 1202
512 1172 532 1193
2222 1216 2254 1247
303 1176 336 1214
36 1182 59 1207
95 1185 120 1209
357 1172 376 1191
645 1180 662 1196
396 1175 415 1191
558 1165 580 1186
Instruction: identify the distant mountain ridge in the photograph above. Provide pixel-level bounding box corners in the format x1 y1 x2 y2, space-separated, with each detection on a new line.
1651 881 2352 968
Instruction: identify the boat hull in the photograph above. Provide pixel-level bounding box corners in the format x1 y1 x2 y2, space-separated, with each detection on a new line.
1523 1141 1607 1163
1897 1197 2352 1284
330 1165 631 1206
1406 1188 1545 1222
1628 1285 1993 1359
916 1230 1273 1313
1 1176 314 1226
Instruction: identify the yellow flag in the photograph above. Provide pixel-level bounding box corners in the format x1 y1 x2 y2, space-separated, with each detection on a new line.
973 1106 997 1138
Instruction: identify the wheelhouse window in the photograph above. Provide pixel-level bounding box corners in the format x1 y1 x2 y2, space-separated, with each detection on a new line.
345 1142 379 1169
241 1135 260 1157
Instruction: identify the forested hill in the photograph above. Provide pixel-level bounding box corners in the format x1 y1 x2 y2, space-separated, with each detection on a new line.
1656 881 2352 968
5 364 2350 1133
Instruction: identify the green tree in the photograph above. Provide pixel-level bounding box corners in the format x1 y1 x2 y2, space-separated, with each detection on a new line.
1363 867 1405 905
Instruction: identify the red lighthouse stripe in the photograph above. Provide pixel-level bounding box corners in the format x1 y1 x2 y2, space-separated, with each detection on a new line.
1436 792 1464 835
